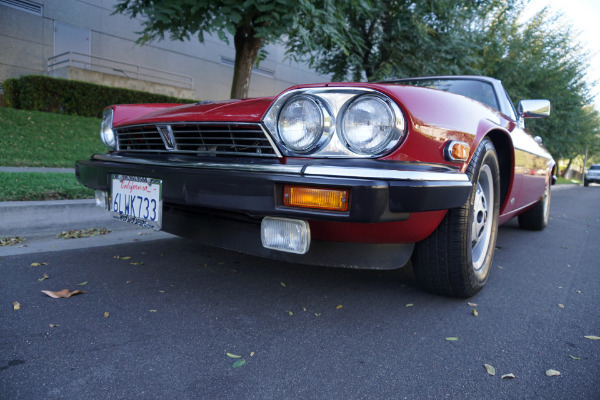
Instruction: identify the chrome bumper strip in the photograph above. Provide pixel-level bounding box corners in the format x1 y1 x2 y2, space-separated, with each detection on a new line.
92 154 470 183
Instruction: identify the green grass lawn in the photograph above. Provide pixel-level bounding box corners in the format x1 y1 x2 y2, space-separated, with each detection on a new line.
0 107 103 200
0 172 94 201
0 107 104 167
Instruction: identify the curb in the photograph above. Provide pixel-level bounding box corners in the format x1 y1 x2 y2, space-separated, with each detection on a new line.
0 199 119 236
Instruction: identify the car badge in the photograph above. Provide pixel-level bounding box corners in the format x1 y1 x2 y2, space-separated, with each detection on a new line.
157 125 176 150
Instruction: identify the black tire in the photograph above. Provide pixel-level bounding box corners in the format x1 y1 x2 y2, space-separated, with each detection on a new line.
518 178 551 231
584 179 589 187
412 138 500 298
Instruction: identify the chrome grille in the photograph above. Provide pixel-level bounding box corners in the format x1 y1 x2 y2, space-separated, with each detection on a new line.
115 122 279 157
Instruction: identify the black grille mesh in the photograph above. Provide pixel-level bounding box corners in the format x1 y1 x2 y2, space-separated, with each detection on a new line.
115 123 278 157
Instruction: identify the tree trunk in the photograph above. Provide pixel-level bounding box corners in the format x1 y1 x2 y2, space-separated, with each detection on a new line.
561 158 573 177
230 25 263 99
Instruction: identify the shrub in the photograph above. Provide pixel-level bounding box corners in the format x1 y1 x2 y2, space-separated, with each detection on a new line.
1 75 196 118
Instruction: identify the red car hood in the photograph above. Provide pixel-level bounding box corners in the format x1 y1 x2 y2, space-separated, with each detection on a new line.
111 97 277 127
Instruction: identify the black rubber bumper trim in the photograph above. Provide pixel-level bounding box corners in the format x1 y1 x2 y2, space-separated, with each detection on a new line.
76 155 472 223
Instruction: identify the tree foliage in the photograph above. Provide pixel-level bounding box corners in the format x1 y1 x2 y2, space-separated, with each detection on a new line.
113 0 332 99
289 0 598 162
287 0 512 81
480 6 599 161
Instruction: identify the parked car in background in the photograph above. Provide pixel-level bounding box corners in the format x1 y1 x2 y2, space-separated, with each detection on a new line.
584 164 600 186
76 76 555 297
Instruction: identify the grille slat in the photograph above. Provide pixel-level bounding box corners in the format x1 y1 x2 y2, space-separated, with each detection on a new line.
115 122 278 157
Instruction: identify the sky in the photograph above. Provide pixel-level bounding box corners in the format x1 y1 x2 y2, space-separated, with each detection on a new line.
525 0 600 111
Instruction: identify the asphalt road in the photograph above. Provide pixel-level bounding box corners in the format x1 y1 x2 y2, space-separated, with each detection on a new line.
1 185 599 399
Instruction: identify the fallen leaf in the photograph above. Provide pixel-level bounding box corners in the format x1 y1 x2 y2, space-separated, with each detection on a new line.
55 228 111 239
557 303 565 309
280 282 286 287
126 281 133 284
501 373 516 379
41 289 85 298
314 313 321 317
13 301 21 310
49 324 58 328
218 261 226 265
114 256 131 260
149 310 157 312
472 309 479 317
77 281 88 286
336 305 343 310
484 364 496 376
30 262 48 267
38 273 50 282
0 236 25 246
546 369 560 377
467 302 478 307
130 262 144 266
232 359 246 368
226 353 242 358
159 290 166 293
406 303 414 307
569 355 581 360
497 265 503 269
446 337 459 341
250 352 255 357
287 311 293 316
303 307 307 312
584 335 600 340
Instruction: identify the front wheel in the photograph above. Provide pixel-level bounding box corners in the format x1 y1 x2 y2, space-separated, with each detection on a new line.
412 138 500 298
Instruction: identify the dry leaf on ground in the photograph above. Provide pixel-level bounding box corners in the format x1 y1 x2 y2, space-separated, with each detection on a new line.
584 335 600 340
546 369 561 377
13 301 21 310
472 309 479 317
484 364 496 376
41 289 85 298
31 262 49 267
1 236 25 246
336 305 343 310
446 337 459 341
501 373 516 379
226 353 242 358
232 359 246 368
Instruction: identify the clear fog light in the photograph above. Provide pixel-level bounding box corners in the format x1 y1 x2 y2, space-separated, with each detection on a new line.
261 217 310 254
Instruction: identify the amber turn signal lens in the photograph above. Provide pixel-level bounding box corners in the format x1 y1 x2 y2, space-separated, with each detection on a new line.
283 185 349 212
446 141 470 161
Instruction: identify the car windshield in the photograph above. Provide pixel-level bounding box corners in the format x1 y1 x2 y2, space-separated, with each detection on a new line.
391 78 499 111
590 165 600 170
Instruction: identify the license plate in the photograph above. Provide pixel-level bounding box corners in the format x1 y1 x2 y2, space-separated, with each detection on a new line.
110 175 162 230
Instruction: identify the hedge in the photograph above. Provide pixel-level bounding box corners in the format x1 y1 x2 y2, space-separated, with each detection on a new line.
2 75 196 118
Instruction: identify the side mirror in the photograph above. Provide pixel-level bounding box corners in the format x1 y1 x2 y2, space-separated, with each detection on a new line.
518 99 551 119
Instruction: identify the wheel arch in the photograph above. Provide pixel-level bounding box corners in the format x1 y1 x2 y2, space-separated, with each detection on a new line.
483 129 513 213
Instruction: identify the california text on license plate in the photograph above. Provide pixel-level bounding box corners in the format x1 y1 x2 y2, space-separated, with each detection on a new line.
111 175 162 230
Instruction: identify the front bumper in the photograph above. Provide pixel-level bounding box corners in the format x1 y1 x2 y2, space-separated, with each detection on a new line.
76 153 472 223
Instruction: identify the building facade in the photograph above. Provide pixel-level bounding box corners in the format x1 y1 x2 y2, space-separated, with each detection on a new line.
0 0 330 101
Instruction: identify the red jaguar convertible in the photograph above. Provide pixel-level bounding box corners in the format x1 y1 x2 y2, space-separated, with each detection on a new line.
76 76 555 297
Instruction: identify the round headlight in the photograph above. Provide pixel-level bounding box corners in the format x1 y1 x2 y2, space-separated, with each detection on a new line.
277 95 324 153
340 95 402 155
100 108 116 150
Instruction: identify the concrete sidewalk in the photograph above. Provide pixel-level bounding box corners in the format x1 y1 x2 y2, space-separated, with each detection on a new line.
0 199 172 256
0 166 74 173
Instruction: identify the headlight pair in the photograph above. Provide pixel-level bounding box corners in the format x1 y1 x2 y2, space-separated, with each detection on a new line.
267 89 406 157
